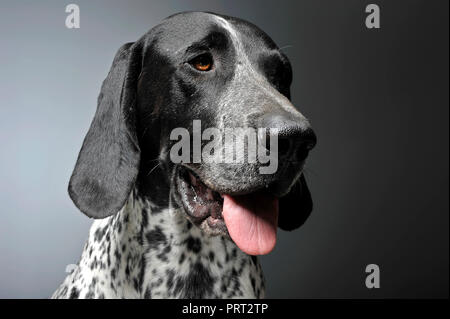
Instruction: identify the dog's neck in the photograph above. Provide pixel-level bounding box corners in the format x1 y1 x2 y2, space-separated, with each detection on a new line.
54 190 265 298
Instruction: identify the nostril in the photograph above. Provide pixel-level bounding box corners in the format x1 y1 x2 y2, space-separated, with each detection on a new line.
256 113 316 161
301 128 317 149
295 129 317 162
261 133 291 158
278 138 291 158
296 143 310 162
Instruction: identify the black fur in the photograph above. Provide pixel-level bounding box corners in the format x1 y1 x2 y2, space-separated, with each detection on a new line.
54 11 316 299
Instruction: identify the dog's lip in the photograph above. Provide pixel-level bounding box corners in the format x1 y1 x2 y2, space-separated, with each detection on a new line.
177 164 269 197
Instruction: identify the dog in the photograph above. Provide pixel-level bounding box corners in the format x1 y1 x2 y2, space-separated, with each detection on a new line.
52 11 316 299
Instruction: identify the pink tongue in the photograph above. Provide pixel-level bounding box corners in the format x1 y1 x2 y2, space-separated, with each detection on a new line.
222 193 278 255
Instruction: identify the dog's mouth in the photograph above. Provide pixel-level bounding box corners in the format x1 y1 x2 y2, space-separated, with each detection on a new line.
175 166 279 255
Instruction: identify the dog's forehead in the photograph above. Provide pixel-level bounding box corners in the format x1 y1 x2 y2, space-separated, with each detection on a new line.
150 12 278 55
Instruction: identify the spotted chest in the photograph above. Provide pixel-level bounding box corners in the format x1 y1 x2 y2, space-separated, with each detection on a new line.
52 192 265 299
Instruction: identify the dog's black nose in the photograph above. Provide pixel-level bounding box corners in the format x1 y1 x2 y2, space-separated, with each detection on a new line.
259 112 316 162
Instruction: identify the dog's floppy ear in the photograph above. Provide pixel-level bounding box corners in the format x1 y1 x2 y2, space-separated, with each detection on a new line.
68 42 143 219
278 174 313 231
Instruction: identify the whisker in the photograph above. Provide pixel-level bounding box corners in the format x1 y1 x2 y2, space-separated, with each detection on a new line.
279 44 293 51
147 162 161 177
302 167 318 178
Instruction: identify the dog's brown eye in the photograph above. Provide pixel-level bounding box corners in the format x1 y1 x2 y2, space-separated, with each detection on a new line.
190 54 213 72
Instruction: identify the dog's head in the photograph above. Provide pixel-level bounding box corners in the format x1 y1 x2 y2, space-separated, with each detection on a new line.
68 12 316 255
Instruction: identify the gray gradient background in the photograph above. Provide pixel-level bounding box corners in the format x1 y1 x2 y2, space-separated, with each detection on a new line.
0 0 448 298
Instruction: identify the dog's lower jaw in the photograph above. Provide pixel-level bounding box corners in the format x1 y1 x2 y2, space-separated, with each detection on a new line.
52 189 265 299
